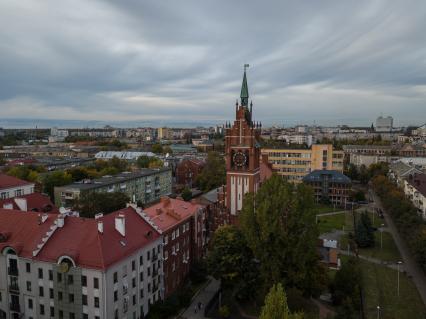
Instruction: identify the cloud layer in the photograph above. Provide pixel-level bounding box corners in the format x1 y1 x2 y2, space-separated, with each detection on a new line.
0 0 425 127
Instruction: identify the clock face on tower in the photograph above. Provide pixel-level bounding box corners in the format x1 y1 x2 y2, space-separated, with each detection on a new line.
233 151 247 168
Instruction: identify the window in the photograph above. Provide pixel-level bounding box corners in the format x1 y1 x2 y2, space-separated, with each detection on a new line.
82 294 87 306
38 268 43 279
59 310 63 319
49 270 53 281
26 281 32 292
26 262 31 273
69 293 74 303
147 267 150 276
15 189 22 197
172 230 175 240
70 313 75 319
176 242 179 251
94 277 99 289
139 272 144 282
132 294 136 306
113 272 118 283
28 298 33 309
114 290 118 302
40 304 45 315
83 314 88 319
58 291 63 301
0 192 8 199
50 307 54 317
132 278 136 288
132 260 136 271
176 228 179 238
81 275 87 287
57 273 62 282
147 251 150 261
164 235 168 245
140 289 144 299
49 288 54 299
39 286 44 297
94 297 100 308
139 255 143 265
165 251 168 260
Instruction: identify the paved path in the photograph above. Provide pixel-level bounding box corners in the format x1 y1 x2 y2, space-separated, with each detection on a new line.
339 249 405 272
369 188 426 307
180 278 221 319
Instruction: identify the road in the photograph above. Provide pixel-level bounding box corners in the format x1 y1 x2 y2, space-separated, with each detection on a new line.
369 188 426 306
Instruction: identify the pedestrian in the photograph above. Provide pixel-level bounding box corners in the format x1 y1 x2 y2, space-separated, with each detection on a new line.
198 301 202 310
194 305 197 314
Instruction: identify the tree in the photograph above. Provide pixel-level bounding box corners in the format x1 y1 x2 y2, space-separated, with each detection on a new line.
181 187 192 201
260 283 303 319
196 151 226 192
67 167 90 182
42 171 73 199
207 225 259 296
355 212 375 248
151 144 164 154
137 156 153 168
7 166 41 182
240 175 325 296
73 192 130 217
163 145 173 155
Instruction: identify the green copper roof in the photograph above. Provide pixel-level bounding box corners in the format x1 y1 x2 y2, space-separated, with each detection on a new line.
240 71 249 106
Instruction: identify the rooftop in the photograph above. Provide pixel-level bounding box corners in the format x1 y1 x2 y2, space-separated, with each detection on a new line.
303 170 351 184
0 173 33 190
143 197 203 232
0 192 59 213
407 174 426 197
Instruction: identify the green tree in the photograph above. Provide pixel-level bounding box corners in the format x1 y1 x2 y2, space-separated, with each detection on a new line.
181 187 192 201
7 166 40 182
260 283 303 319
196 151 226 192
43 171 73 199
151 144 164 154
73 192 130 217
207 225 259 295
240 175 325 296
137 155 153 168
163 145 173 155
355 212 375 248
67 167 90 182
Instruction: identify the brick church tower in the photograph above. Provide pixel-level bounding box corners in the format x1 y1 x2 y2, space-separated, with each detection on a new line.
225 66 262 217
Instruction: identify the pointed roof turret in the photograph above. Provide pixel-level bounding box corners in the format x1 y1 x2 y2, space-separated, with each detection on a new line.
240 64 249 106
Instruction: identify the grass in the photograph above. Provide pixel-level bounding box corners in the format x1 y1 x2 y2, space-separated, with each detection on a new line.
317 211 354 235
360 258 426 319
314 203 341 214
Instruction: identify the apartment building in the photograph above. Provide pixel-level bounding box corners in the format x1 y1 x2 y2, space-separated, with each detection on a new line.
0 193 58 214
403 174 426 219
0 207 163 319
303 170 352 207
0 173 35 200
54 168 172 208
142 197 207 297
261 144 344 182
175 159 205 188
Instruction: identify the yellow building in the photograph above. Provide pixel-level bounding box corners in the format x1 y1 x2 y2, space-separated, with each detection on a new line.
157 127 170 140
261 144 344 182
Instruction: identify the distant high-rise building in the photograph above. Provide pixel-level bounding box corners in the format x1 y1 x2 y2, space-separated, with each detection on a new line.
375 116 393 132
157 127 171 140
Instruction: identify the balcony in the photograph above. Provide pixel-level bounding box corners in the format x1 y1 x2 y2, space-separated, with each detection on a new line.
9 303 20 312
8 267 18 276
9 284 19 294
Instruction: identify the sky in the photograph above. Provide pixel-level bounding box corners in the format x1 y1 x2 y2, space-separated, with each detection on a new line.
0 0 425 128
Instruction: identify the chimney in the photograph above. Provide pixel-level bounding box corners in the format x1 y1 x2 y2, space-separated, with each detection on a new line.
40 213 48 224
97 221 104 234
57 215 65 228
15 198 27 212
94 213 103 220
115 213 126 237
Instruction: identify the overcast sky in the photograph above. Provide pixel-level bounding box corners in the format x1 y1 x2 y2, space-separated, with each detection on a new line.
0 0 425 127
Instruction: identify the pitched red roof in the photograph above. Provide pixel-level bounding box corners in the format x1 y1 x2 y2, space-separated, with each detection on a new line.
0 207 161 270
0 173 33 190
0 193 59 214
407 173 426 197
143 197 202 232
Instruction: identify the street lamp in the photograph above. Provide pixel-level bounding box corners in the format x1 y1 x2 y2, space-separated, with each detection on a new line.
380 224 385 250
377 305 380 319
397 261 403 297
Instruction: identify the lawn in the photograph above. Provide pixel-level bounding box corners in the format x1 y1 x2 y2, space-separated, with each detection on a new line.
360 258 426 319
358 231 401 262
317 212 354 235
314 203 340 214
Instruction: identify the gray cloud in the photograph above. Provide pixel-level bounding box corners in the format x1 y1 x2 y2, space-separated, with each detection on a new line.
0 0 425 127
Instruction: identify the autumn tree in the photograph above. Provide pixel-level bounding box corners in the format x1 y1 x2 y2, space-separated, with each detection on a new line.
73 192 130 218
260 283 303 319
42 171 73 199
196 151 226 191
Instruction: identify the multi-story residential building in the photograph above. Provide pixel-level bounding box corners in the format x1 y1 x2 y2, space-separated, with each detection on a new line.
157 128 171 140
302 170 352 207
277 134 313 147
412 124 426 138
142 197 207 297
0 173 35 200
397 144 426 157
342 145 393 156
175 159 205 188
54 168 172 208
389 161 422 187
375 116 393 132
404 174 426 219
261 144 344 182
95 151 156 161
0 207 163 319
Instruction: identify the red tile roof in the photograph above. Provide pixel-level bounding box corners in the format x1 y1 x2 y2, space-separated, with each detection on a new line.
407 173 426 197
143 197 202 232
0 173 33 190
0 193 59 214
0 207 160 270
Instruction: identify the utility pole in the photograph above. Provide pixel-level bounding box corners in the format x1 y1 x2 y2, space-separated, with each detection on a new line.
397 261 403 297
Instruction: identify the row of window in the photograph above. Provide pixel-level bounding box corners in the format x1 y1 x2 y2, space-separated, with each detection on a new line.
0 188 29 199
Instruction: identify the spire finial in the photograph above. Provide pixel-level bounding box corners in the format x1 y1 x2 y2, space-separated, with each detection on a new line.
240 64 249 107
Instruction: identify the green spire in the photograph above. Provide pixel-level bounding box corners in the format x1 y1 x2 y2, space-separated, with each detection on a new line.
240 67 249 106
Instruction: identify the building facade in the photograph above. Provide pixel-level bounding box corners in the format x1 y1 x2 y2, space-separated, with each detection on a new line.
302 170 352 207
0 207 163 319
224 69 261 216
142 197 207 297
375 116 393 132
175 159 205 188
261 144 344 183
404 174 426 219
0 174 35 200
54 168 172 208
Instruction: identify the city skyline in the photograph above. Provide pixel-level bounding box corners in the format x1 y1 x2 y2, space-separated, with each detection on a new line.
1 1 426 127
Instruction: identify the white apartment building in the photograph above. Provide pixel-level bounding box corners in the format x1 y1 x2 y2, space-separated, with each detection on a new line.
0 173 35 200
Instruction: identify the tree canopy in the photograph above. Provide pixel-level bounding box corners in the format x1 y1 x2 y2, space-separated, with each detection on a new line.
43 171 73 199
355 212 375 248
196 151 225 192
72 191 130 218
260 283 303 319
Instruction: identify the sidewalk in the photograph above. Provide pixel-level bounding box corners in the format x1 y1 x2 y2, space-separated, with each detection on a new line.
180 278 221 319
